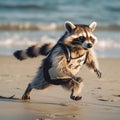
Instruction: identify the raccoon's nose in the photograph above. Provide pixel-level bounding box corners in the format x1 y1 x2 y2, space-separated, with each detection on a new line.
87 43 92 48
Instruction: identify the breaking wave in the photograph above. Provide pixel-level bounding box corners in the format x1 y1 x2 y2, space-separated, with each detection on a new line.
96 39 120 50
0 35 119 50
0 23 120 31
0 34 119 58
0 23 61 31
0 35 56 47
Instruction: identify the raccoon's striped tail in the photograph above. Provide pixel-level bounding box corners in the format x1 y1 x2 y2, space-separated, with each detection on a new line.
13 43 54 60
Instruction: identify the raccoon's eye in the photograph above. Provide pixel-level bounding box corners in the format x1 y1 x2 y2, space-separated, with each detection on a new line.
79 36 86 43
90 36 95 43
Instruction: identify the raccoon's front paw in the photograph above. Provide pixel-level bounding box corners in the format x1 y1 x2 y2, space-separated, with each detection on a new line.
94 69 102 79
70 95 82 101
22 94 30 100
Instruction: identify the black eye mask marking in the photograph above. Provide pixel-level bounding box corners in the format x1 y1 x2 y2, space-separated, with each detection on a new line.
90 36 95 43
71 36 86 45
79 36 86 43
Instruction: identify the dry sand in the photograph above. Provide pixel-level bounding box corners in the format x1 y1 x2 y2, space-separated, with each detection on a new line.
0 55 120 120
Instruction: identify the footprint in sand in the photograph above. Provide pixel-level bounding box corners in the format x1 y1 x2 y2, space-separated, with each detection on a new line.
113 95 120 97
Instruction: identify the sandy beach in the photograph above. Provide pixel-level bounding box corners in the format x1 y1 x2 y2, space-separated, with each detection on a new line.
0 55 120 120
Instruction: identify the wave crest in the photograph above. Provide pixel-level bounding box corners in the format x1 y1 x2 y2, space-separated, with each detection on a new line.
96 39 120 50
0 35 56 47
0 35 120 50
97 24 120 31
0 23 120 31
0 23 60 31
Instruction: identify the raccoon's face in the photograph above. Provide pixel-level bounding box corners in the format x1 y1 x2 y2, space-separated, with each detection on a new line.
63 21 97 50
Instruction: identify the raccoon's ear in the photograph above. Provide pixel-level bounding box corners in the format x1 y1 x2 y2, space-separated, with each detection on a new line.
89 22 97 31
64 21 76 33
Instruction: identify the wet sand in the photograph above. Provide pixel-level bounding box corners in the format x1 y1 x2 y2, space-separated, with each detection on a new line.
0 56 120 120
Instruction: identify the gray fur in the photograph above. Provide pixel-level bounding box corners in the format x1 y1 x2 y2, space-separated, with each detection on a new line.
15 21 101 101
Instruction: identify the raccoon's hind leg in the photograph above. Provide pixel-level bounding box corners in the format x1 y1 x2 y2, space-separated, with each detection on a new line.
22 79 51 100
22 83 32 100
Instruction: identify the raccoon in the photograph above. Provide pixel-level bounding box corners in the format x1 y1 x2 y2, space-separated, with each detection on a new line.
14 21 101 101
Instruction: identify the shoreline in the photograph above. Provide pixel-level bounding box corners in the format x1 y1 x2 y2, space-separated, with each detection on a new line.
0 56 120 120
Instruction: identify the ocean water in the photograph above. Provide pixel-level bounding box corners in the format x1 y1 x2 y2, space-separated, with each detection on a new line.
0 0 120 57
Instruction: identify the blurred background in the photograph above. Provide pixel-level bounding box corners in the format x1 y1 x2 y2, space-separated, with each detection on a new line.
0 0 119 57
